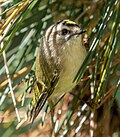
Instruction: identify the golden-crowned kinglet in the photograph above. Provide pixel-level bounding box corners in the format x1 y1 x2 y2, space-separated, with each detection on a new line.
30 19 87 122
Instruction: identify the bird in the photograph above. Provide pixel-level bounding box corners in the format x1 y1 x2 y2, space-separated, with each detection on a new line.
29 19 87 123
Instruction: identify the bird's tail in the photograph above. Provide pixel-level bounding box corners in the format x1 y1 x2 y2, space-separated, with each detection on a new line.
28 76 57 123
28 81 48 123
30 92 48 123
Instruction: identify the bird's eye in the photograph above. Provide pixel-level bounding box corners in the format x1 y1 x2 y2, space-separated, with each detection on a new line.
61 29 70 35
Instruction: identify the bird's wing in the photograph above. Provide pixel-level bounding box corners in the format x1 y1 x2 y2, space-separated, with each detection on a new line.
29 74 59 123
29 40 60 122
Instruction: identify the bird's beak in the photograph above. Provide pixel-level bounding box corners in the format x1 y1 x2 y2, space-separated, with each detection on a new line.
77 29 86 35
67 29 86 41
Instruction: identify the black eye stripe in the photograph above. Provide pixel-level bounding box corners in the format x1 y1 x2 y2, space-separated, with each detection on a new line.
61 29 71 35
62 29 68 35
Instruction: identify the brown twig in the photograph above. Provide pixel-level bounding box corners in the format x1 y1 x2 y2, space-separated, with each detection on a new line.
0 65 32 90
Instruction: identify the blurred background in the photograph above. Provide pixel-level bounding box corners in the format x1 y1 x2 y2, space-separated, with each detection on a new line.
0 0 120 137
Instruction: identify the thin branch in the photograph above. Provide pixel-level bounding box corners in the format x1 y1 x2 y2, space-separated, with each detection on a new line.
0 65 32 90
0 40 20 122
0 8 20 122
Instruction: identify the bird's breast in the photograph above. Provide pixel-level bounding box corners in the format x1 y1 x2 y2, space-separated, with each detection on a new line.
52 40 87 97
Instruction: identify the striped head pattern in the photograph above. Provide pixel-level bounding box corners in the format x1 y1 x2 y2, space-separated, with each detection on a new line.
44 19 86 47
